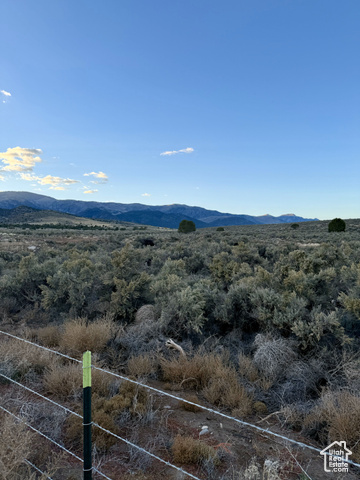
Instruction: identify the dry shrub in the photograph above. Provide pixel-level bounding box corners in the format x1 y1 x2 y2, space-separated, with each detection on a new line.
253 334 297 381
238 353 260 382
171 435 219 465
0 411 60 479
304 390 360 461
161 354 204 388
34 325 61 348
60 316 114 356
35 325 61 347
203 376 253 415
161 352 231 388
43 362 111 400
103 381 150 417
134 304 155 324
64 415 83 450
65 381 152 453
253 401 268 415
162 352 253 414
342 352 360 392
0 414 34 479
43 363 81 400
181 393 203 412
65 399 118 453
280 405 305 432
0 338 55 379
127 354 156 378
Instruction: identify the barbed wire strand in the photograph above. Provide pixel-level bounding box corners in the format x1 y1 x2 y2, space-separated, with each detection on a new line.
0 329 81 363
0 404 83 463
90 365 360 469
0 374 201 480
1 329 360 470
24 459 54 480
91 422 202 480
0 372 82 418
92 466 114 480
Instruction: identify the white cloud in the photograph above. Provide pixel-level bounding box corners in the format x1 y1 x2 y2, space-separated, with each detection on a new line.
1 90 11 104
83 189 98 194
0 147 42 172
83 171 108 184
160 147 194 156
141 193 151 197
20 172 79 190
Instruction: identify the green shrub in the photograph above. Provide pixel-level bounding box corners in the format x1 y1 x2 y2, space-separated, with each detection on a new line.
216 227 225 231
178 219 196 233
328 218 346 232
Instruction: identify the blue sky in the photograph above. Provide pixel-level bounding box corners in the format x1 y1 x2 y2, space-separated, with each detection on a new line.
1 0 359 220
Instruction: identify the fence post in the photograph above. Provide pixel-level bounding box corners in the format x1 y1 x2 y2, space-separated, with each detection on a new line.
83 350 92 480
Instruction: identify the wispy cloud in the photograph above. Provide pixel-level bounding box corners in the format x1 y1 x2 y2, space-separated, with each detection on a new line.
20 173 79 190
83 189 98 194
141 193 151 197
83 171 108 184
160 147 194 156
0 147 42 172
1 90 11 104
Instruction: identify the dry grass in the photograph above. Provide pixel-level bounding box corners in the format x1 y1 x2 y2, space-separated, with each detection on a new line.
65 381 152 453
59 316 115 356
127 354 156 378
304 390 360 461
65 407 118 453
0 410 62 479
43 362 112 400
181 393 203 412
0 413 34 479
35 325 61 347
203 376 253 415
43 363 82 400
104 381 150 417
161 352 253 414
161 352 233 388
0 337 56 379
171 435 219 465
238 353 260 382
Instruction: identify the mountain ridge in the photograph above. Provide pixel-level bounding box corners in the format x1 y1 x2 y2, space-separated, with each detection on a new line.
0 191 318 228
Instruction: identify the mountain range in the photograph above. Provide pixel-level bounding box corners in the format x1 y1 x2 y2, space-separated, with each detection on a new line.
0 191 318 228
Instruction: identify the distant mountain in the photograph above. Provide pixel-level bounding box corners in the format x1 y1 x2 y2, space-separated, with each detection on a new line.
0 205 115 226
0 192 318 228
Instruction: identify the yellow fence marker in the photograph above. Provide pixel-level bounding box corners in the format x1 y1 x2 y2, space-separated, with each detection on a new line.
83 351 92 479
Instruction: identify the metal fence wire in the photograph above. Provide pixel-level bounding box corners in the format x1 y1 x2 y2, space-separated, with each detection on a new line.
0 328 359 478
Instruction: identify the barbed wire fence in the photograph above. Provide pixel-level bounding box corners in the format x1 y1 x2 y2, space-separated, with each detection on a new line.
0 328 359 479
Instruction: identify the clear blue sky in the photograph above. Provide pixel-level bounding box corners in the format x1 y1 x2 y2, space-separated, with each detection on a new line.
1 0 359 219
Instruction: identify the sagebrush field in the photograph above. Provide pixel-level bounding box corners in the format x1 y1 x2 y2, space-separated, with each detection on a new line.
0 219 359 479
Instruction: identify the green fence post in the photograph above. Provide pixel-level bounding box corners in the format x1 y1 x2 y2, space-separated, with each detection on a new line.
83 350 92 480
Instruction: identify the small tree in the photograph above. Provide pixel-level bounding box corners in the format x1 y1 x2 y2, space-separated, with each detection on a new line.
328 218 346 232
291 223 299 230
216 227 225 231
178 219 196 233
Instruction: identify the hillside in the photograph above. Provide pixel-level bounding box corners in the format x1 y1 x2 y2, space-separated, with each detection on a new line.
0 191 318 228
0 205 116 226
